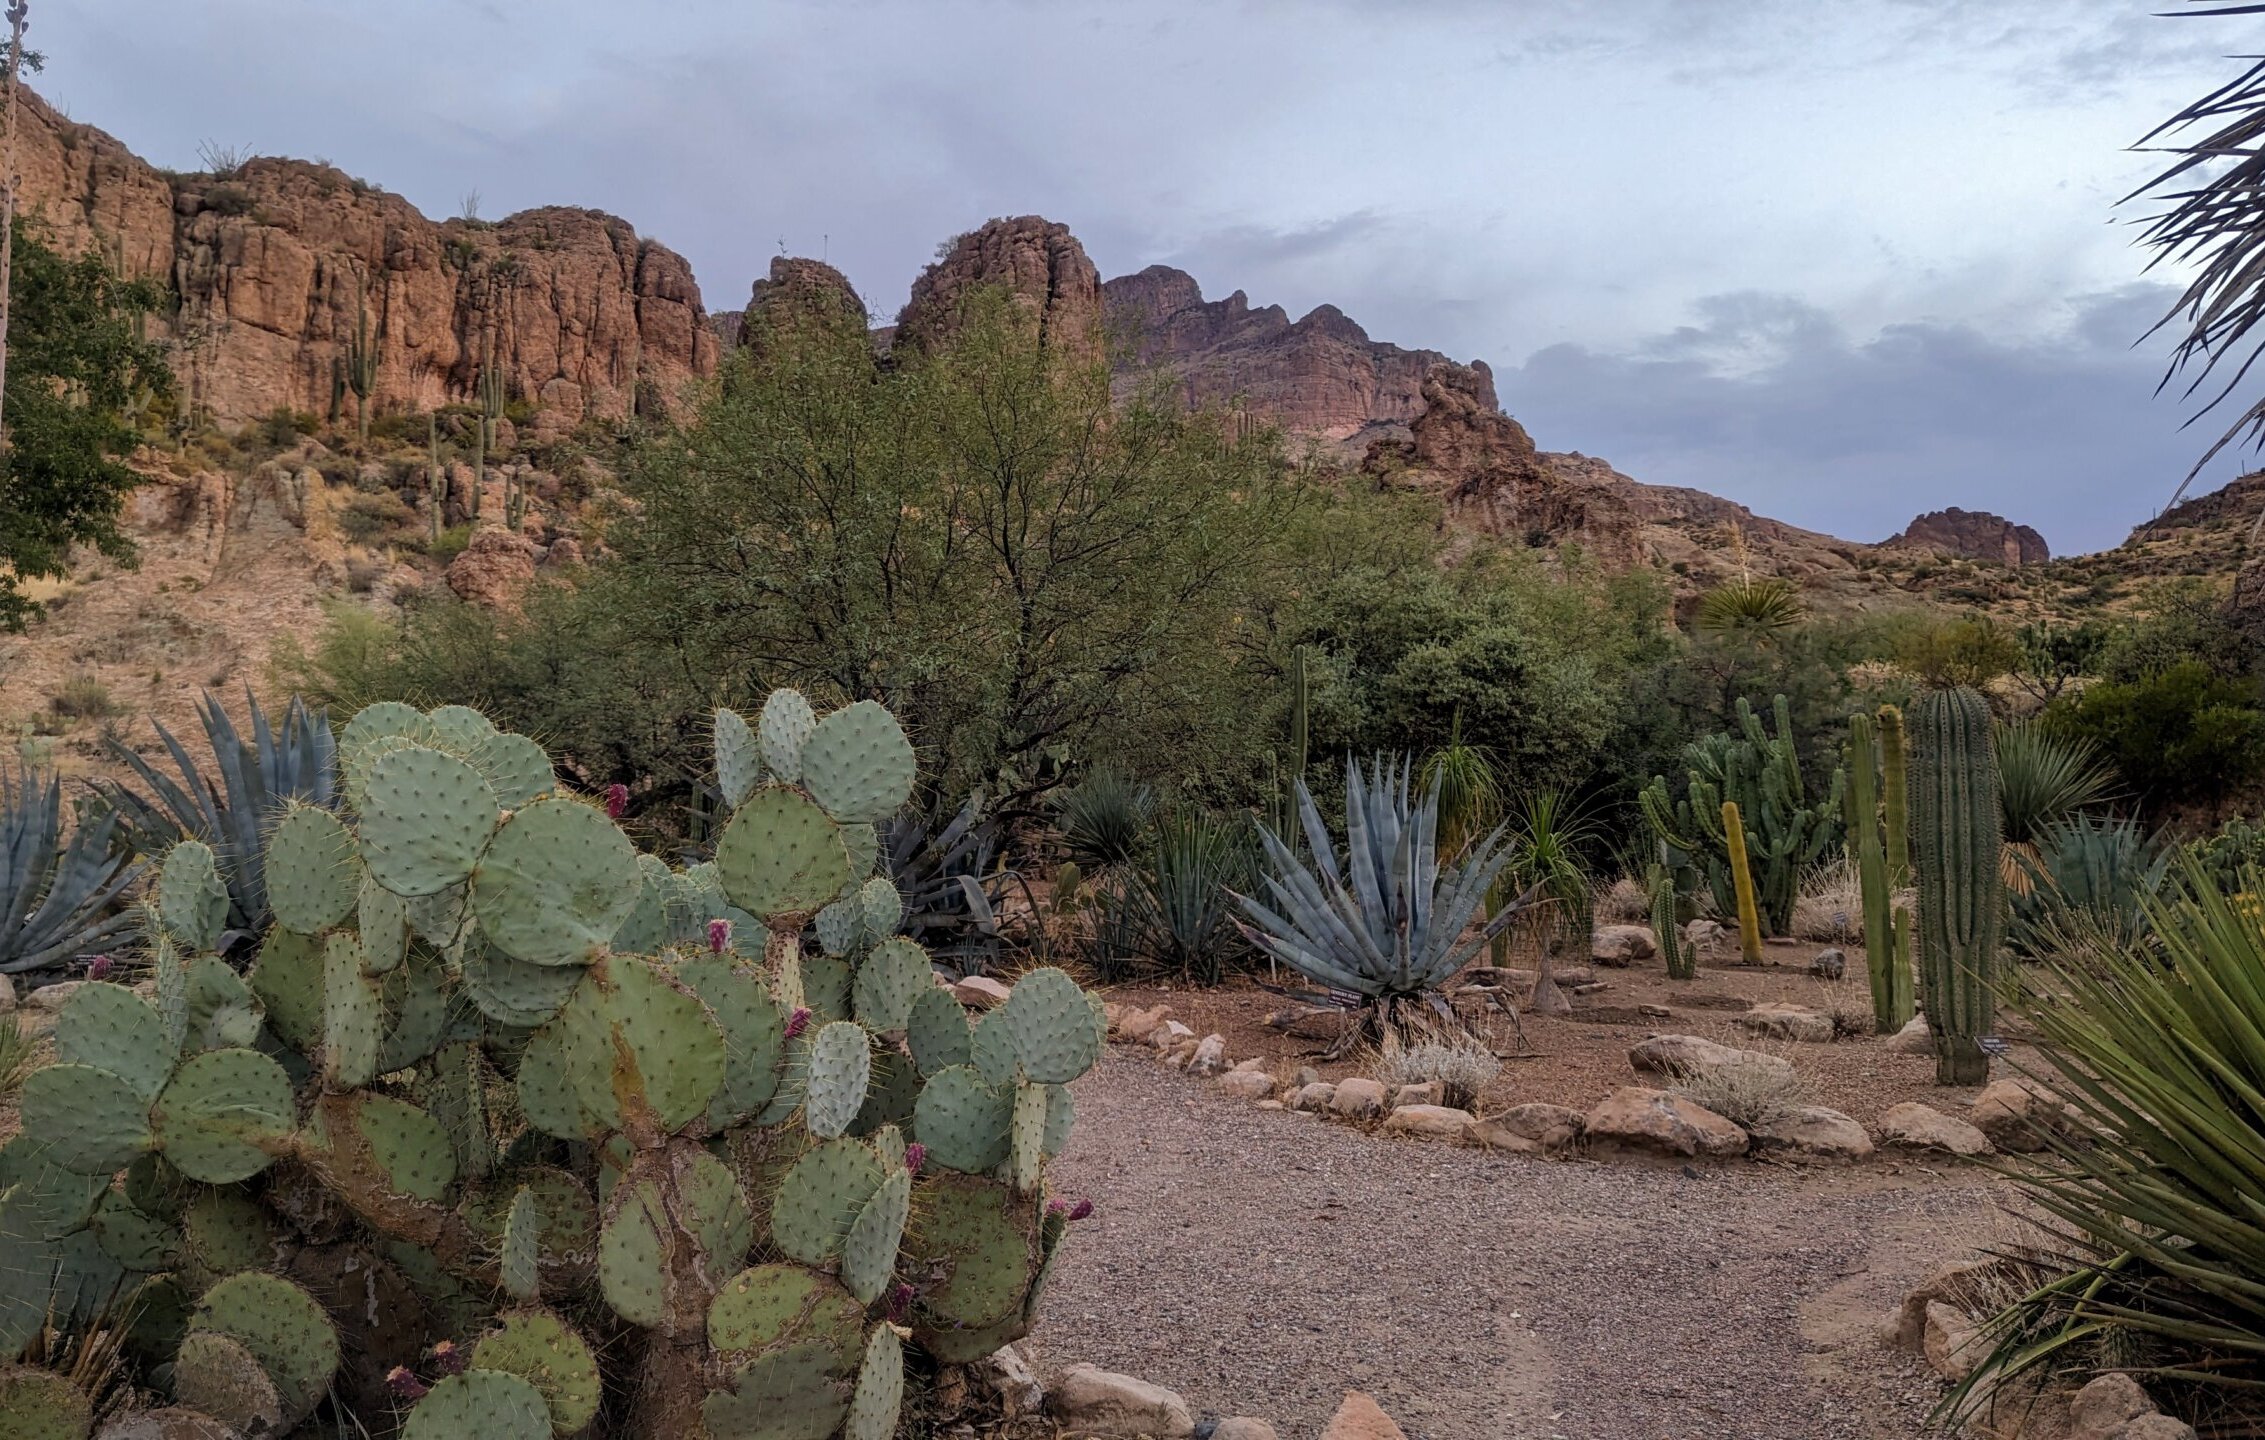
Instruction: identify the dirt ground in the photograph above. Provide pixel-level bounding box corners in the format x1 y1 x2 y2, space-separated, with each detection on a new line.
1104 935 2036 1129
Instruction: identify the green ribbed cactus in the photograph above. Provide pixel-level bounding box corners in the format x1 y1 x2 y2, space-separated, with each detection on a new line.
1879 703 1911 888
1639 694 1843 936
427 414 448 541
4 690 1102 1436
345 278 379 447
1721 800 1763 964
1910 685 2004 1085
1845 712 1915 1032
1650 866 1695 980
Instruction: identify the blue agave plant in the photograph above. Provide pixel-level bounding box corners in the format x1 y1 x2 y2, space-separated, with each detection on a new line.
1 764 141 974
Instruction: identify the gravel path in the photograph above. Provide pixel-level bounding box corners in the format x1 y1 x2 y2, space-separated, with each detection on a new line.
1035 1055 2008 1440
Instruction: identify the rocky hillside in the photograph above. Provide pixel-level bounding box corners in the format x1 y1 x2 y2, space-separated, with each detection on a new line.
1884 509 2049 566
13 87 716 426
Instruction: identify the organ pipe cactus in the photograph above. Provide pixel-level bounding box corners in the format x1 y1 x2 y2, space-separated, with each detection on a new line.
1721 800 1763 964
1846 712 1915 1032
1651 866 1695 981
4 689 1103 1436
1880 703 1911 887
1910 685 2004 1085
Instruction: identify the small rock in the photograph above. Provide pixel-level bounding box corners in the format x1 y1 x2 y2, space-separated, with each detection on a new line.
1381 1104 1476 1140
1737 1001 1836 1044
1922 1300 1984 1382
1810 947 1846 980
1292 1066 1321 1087
1747 1105 1874 1163
2115 1418 2200 1440
1217 1070 1275 1101
1462 1120 1543 1154
952 976 1012 1009
1886 1014 1933 1054
1211 1421 1280 1440
1638 1003 1672 1018
1289 1082 1337 1113
1485 1102 1585 1151
2069 1374 2155 1440
1230 1057 1267 1073
1150 1020 1195 1051
1685 918 1728 951
1188 1034 1227 1077
1969 1078 2078 1153
1048 1364 1195 1438
1254 1099 1284 1111
1627 1033 1795 1082
976 1343 1045 1416
1877 1101 1993 1157
1111 1004 1172 1043
1391 1081 1443 1108
24 980 83 1013
1590 924 1657 966
1583 1086 1748 1158
1330 1077 1388 1119
1569 981 1610 996
1887 1258 2003 1351
1320 1391 1409 1440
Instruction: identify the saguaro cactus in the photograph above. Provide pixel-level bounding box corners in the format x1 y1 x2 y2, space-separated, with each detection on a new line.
1846 712 1915 1032
1652 866 1695 980
427 414 447 542
1879 703 1911 888
344 278 379 446
1722 799 1763 964
1909 685 2003 1085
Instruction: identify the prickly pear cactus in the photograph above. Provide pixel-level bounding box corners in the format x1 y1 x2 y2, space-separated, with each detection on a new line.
6 690 1103 1438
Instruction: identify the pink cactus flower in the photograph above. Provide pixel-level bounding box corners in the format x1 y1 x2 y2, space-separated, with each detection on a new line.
707 918 732 954
1068 1197 1094 1221
785 1006 811 1040
605 783 629 819
85 954 114 981
386 1367 430 1401
885 1282 916 1322
1048 1196 1095 1221
903 1142 926 1176
427 1339 466 1376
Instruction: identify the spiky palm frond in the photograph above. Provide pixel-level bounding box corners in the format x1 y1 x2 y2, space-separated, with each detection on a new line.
1996 721 2116 846
1054 766 1154 875
1 764 142 974
1693 577 1805 640
1420 712 1501 856
1097 810 1256 985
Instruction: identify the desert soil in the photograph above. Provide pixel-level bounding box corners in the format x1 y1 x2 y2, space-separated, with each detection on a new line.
1038 1052 2012 1440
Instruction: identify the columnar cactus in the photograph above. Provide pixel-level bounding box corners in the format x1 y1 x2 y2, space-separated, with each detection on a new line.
1845 712 1915 1032
1721 800 1763 964
1650 866 1695 980
4 690 1102 1437
345 278 380 447
1909 685 2004 1085
428 413 448 541
1879 703 1911 888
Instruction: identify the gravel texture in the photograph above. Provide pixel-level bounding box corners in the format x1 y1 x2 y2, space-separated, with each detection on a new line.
1036 1054 2008 1440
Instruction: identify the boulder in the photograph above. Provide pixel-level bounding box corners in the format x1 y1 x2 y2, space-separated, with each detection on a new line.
1969 1078 2078 1153
1627 1034 1795 1082
2117 1419 2200 1440
1320 1392 1409 1440
1583 1086 1748 1158
1391 1081 1444 1109
0 971 13 1013
1590 925 1657 966
975 1343 1045 1417
1885 1259 2003 1352
1737 1002 1835 1044
1292 1066 1321 1088
1211 1422 1280 1440
444 527 541 610
1638 1003 1672 1019
1048 1364 1195 1438
23 981 83 1013
1381 1104 1476 1140
1289 1082 1337 1113
1685 918 1728 953
1110 1004 1172 1043
1809 948 1846 980
1188 1034 1228 1077
2069 1375 2155 1440
1462 1119 1544 1154
1886 1015 1933 1054
952 976 1013 1009
1217 1070 1275 1101
1922 1301 1984 1382
1330 1078 1388 1119
1877 1102 1992 1157
1485 1102 1586 1151
1746 1106 1873 1163
1150 1020 1195 1051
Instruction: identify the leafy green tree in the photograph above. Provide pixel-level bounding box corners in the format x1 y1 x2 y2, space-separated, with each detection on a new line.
2045 661 2265 812
0 220 169 630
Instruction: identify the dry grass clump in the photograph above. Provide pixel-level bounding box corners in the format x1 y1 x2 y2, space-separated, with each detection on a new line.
48 672 118 721
1791 857 1861 943
1668 1055 1816 1129
1594 875 1649 924
1368 1028 1504 1110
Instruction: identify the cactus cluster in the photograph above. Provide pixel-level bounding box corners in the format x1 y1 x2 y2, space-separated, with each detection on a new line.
1909 685 2004 1085
3 690 1102 1437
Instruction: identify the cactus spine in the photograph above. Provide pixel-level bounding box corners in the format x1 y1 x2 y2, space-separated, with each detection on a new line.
1909 685 2003 1085
1722 799 1763 963
1652 866 1695 980
1846 712 1914 1032
1879 703 1910 888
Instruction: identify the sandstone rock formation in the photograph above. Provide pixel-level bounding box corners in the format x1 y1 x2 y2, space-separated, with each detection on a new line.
1103 264 1491 440
445 528 542 611
12 88 716 427
732 256 868 353
1885 507 2049 566
895 215 1102 355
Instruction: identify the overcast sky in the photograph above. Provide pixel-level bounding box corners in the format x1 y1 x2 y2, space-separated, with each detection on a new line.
35 1 2265 554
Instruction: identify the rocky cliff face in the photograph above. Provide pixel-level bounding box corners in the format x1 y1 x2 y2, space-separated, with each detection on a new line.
1885 508 2049 566
1103 264 1493 440
894 215 1102 355
13 88 717 426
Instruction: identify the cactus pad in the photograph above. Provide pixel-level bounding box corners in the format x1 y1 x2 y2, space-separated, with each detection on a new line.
359 745 501 896
556 956 727 1143
844 1325 904 1440
322 930 382 1087
55 983 172 1102
461 1166 599 1277
1009 1081 1048 1191
317 1092 457 1202
20 1063 152 1174
799 701 915 825
675 956 786 1130
814 896 865 957
358 870 413 974
265 804 361 936
0 1365 92 1440
377 952 452 1072
715 706 763 810
707 1264 865 1367
472 797 641 966
470 731 558 811
904 1173 1040 1331
249 927 325 1051
0 1136 110 1238
472 1308 601 1434
500 1187 541 1301
1042 1082 1076 1157
852 937 932 1033
912 1065 1012 1174
802 953 853 1025
402 1369 552 1440
464 939 584 1027
151 1047 294 1184
802 1021 872 1140
841 822 878 880
857 877 902 938
190 1271 340 1423
905 986 973 1076
714 785 853 921
853 1048 920 1135
181 1186 275 1277
183 955 264 1053
968 1006 1016 1087
91 1188 176 1271
992 967 1101 1084
158 841 229 953
771 1137 884 1265
406 881 477 958
425 702 498 753
840 1168 911 1305
757 688 817 783
342 732 418 813
701 1341 855 1440
597 1174 670 1327
171 1331 285 1436
340 700 431 759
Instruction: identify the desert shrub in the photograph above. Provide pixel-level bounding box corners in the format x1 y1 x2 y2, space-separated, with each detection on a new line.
342 547 389 594
1996 720 2116 846
2097 578 2257 684
1668 1054 1814 1128
1368 1030 1503 1110
2043 662 2265 810
429 522 473 564
1054 766 1153 875
1890 614 2019 690
203 182 254 216
1095 809 1255 985
1594 874 1649 924
48 672 116 720
337 489 411 543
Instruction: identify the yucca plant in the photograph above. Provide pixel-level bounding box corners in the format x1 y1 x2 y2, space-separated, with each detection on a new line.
93 689 335 945
1997 721 2117 895
1096 809 1256 984
1952 854 2265 1423
1508 789 1600 1014
0 764 142 974
1235 755 1531 1051
1693 576 1805 640
1055 765 1155 875
2011 814 2174 958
